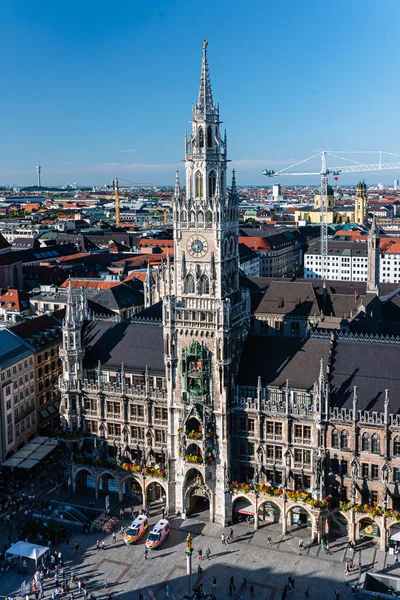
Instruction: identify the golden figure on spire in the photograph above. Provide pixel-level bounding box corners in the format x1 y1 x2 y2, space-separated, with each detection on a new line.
202 39 208 51
186 532 193 552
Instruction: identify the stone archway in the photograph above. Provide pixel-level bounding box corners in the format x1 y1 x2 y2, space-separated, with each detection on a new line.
257 499 282 528
145 479 167 510
121 474 144 505
184 482 210 518
357 516 380 541
183 468 211 520
98 470 120 496
287 504 316 538
72 467 96 493
232 495 256 524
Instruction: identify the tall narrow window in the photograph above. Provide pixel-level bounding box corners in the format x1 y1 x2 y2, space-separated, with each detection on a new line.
362 432 370 452
208 170 216 197
341 429 349 450
195 171 204 198
186 274 195 294
198 127 204 148
331 428 339 449
199 275 210 295
371 433 380 454
207 125 212 148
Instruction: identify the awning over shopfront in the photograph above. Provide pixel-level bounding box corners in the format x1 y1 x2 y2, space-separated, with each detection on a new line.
2 436 58 469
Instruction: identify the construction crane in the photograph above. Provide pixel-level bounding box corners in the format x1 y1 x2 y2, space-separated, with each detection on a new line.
263 151 400 281
113 177 154 227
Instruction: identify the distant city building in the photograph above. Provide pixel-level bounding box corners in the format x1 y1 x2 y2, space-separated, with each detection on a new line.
0 329 36 463
272 184 282 200
304 221 400 284
394 180 399 191
239 230 303 277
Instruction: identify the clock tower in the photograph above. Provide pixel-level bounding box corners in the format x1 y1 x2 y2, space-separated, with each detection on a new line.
164 40 250 525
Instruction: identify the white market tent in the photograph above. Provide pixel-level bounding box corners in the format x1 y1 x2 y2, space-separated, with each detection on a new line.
6 541 50 568
2 436 58 469
390 531 400 542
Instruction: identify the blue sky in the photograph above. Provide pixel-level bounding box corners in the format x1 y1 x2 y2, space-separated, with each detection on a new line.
1 0 400 187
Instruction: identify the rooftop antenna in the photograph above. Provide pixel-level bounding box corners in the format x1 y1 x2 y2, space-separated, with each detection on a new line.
36 154 41 188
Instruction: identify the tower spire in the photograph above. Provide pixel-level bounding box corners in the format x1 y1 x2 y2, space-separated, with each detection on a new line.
65 278 75 327
231 169 237 196
174 170 181 199
36 154 41 188
196 39 215 115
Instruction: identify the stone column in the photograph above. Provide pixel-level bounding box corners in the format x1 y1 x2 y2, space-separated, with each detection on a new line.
254 495 259 531
142 477 147 508
379 516 387 551
184 549 194 598
349 510 356 544
282 500 288 535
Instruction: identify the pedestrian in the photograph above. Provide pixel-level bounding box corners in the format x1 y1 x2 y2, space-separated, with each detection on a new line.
267 535 272 545
139 591 144 600
198 548 202 560
299 538 304 553
75 542 79 553
305 586 309 598
96 540 100 551
225 534 229 545
351 584 356 595
145 547 148 560
230 527 233 539
250 585 255 598
112 532 116 544
325 543 331 555
101 541 106 551
230 575 235 590
212 576 217 591
228 583 233 597
395 547 399 564
104 579 108 588
197 565 203 576
241 577 247 589
206 548 211 560
221 533 225 545
237 594 243 600
334 588 340 599
165 584 170 599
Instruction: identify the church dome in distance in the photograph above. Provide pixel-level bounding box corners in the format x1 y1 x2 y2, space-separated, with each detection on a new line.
316 184 334 196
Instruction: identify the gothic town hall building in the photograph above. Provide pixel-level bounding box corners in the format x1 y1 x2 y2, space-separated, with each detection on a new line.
60 42 400 548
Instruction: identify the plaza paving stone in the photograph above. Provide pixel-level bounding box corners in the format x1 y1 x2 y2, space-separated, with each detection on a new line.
1 505 395 600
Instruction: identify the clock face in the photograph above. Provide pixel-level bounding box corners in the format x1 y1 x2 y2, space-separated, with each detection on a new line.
187 235 209 258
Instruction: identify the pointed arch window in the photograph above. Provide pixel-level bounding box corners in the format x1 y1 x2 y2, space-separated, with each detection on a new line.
186 274 195 294
205 210 212 223
340 429 349 451
197 211 204 223
199 275 210 295
198 127 204 148
394 436 400 456
208 170 216 197
331 428 339 449
195 171 204 198
207 125 212 148
371 433 380 454
362 432 370 452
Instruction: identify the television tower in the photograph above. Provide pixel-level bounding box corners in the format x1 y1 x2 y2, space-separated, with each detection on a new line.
36 155 41 188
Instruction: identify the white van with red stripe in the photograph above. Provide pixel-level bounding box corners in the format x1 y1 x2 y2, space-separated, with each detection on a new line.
145 519 170 549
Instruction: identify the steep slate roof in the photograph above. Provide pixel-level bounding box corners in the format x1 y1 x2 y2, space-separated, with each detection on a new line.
236 335 331 389
329 337 400 413
254 281 320 316
82 320 165 374
0 329 34 369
